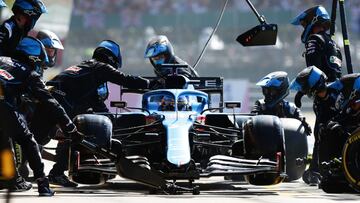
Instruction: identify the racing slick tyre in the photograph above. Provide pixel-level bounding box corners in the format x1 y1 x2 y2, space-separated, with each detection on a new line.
70 114 113 185
243 115 285 185
342 130 360 192
74 114 113 149
280 118 308 182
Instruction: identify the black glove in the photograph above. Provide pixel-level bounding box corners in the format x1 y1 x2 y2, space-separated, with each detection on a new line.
326 120 345 135
149 79 162 89
63 123 84 144
301 118 312 135
68 130 85 144
294 91 304 108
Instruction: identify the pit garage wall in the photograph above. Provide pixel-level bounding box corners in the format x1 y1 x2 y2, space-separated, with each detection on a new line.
104 79 250 113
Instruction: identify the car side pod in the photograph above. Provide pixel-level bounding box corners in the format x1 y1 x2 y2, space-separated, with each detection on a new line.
79 139 169 192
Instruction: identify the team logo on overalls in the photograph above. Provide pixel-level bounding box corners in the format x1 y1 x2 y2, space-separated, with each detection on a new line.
0 69 14 80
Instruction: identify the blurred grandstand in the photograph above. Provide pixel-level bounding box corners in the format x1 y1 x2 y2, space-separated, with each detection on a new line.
1 0 360 111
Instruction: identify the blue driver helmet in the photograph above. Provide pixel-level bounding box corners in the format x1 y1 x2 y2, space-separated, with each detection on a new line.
36 30 64 67
290 66 328 98
12 0 47 31
15 36 48 73
291 5 330 43
144 35 174 66
93 40 122 69
256 71 289 108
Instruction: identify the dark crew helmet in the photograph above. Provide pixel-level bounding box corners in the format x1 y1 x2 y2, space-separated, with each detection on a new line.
290 66 328 98
92 40 122 69
12 0 47 31
256 71 290 108
291 5 330 43
14 36 48 73
36 30 64 67
144 35 174 63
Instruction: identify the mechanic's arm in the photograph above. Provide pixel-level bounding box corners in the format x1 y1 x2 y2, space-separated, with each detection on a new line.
305 34 324 69
99 64 150 89
27 72 77 133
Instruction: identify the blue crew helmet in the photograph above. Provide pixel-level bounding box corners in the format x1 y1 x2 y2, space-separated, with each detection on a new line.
12 0 47 31
291 5 330 43
290 66 328 98
0 1 6 7
15 36 48 73
92 40 122 69
144 35 174 62
36 30 64 67
256 71 289 108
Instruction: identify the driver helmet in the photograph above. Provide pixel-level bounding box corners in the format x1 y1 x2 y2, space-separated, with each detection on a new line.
36 30 64 68
144 35 175 77
12 0 47 32
14 36 48 74
291 5 330 43
177 95 189 111
290 66 328 98
160 95 175 111
93 40 122 69
256 71 289 108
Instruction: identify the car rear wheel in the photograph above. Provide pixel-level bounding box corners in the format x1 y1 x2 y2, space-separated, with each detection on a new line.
342 130 360 192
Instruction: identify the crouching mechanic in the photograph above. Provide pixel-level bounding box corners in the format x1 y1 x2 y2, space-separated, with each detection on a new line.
290 67 360 188
0 37 83 196
144 35 199 89
252 71 311 134
29 40 154 187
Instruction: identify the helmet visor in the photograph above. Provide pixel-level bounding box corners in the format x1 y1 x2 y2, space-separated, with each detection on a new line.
289 79 303 92
144 43 167 58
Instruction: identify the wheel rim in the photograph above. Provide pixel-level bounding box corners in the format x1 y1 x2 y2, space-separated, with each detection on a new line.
342 131 360 191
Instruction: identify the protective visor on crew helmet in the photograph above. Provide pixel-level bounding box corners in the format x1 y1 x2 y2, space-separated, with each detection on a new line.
94 40 122 69
12 0 47 30
144 35 174 63
256 71 289 108
15 36 49 73
36 29 64 67
290 66 327 96
291 5 330 43
0 0 6 8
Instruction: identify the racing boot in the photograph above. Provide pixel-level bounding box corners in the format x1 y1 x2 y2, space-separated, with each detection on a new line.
48 173 78 187
302 169 321 186
37 177 55 196
10 176 32 192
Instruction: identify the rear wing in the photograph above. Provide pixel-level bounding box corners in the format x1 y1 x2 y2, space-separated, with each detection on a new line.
120 76 224 109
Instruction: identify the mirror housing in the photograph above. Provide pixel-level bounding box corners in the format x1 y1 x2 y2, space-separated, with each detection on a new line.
110 101 127 108
225 101 241 109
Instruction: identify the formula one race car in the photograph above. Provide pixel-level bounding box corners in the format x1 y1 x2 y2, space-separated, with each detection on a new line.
68 66 308 194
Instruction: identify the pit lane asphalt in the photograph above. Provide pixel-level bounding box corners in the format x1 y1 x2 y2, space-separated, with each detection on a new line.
1 176 359 203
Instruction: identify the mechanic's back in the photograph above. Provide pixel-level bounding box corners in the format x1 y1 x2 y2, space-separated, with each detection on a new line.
47 40 150 116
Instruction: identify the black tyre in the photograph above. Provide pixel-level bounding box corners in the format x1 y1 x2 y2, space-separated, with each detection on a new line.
243 115 285 185
280 118 308 182
342 130 360 192
73 114 113 149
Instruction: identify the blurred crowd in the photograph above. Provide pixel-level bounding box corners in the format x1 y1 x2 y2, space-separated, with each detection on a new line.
72 0 360 34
